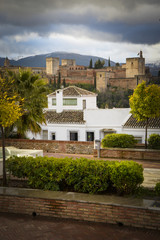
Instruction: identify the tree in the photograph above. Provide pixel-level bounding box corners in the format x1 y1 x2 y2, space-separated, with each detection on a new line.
53 75 57 88
7 69 47 138
62 78 66 88
108 57 111 67
94 75 96 90
89 59 93 69
97 87 133 109
0 77 23 185
129 81 160 148
94 59 105 69
57 72 61 89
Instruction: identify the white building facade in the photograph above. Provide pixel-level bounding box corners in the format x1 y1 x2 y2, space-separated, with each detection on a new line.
27 86 160 143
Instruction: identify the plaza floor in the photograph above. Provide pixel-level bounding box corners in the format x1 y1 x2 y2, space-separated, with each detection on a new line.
0 212 160 240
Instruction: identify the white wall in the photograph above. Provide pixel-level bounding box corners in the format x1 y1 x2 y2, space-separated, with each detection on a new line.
122 128 160 143
84 108 131 127
26 106 159 144
48 89 97 112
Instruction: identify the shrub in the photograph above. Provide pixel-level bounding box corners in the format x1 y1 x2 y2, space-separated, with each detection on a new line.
155 182 160 196
148 134 160 150
101 133 137 148
110 161 144 194
6 156 143 194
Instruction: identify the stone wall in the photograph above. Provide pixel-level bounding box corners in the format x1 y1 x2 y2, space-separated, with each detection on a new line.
109 77 138 89
0 188 160 230
126 57 145 78
94 148 160 161
0 139 94 155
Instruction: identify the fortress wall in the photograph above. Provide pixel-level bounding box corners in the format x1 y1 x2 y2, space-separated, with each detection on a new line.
109 77 138 89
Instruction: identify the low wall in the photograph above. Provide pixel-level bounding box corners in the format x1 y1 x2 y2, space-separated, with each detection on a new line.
0 188 160 230
94 148 160 161
0 139 94 155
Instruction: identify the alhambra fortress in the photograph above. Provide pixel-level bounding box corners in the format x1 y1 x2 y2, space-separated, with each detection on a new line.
1 51 152 91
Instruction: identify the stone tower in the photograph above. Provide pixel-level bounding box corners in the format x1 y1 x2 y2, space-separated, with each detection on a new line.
61 59 76 67
126 51 145 78
46 57 59 75
4 57 10 67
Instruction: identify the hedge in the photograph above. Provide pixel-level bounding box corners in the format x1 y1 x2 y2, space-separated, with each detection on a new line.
101 133 137 148
148 134 160 150
6 156 144 194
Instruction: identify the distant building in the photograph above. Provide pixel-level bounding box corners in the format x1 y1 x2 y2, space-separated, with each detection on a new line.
46 57 95 86
46 51 151 91
0 57 46 77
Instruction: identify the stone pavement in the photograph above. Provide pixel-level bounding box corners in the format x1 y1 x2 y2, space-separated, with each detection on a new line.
143 168 160 188
0 212 160 240
45 152 160 188
44 152 160 169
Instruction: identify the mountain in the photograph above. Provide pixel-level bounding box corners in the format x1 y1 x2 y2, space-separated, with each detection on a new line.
146 62 160 76
0 52 115 68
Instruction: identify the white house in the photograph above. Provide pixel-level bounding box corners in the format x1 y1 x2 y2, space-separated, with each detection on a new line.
26 86 160 143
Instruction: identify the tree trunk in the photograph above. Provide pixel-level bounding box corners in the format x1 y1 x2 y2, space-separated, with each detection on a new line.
1 125 7 186
145 118 148 149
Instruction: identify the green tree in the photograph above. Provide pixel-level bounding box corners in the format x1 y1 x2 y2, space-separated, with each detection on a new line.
57 72 61 89
89 59 93 69
53 75 57 88
0 77 23 185
8 69 47 138
94 75 96 90
97 87 133 109
108 57 111 67
94 59 105 69
129 81 160 148
63 78 66 88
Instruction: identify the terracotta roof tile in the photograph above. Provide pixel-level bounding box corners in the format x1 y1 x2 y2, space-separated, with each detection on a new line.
45 110 85 124
123 115 160 129
48 86 96 97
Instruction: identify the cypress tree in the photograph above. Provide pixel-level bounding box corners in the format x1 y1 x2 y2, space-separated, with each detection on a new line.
108 57 111 67
57 72 61 89
89 59 93 68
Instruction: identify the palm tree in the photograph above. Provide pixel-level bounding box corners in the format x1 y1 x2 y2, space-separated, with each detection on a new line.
8 69 47 137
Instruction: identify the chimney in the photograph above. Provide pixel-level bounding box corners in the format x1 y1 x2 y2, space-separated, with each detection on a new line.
56 89 63 113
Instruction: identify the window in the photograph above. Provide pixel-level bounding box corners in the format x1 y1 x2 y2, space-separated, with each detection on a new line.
52 98 56 105
63 98 77 106
70 132 78 141
134 137 142 143
51 133 56 140
83 100 86 109
42 130 48 140
86 132 94 141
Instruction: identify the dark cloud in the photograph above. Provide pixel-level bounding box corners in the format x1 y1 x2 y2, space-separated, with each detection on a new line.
0 0 160 45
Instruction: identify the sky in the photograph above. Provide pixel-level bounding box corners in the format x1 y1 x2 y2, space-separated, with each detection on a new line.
0 0 160 63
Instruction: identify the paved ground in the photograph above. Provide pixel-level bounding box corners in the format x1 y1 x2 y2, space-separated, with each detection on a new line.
0 152 160 239
0 213 160 240
44 152 160 188
44 152 160 169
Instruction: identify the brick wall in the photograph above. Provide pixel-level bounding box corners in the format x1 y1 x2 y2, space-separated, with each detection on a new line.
94 148 160 161
0 139 94 155
0 191 160 230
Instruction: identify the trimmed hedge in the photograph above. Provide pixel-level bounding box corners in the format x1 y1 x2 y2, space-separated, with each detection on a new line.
148 134 160 150
6 156 144 194
101 133 137 148
155 182 160 196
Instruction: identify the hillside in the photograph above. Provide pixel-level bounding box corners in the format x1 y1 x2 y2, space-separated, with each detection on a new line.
0 52 115 68
1 52 159 76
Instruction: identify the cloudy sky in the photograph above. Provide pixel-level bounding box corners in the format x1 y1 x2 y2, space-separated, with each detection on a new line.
1 0 160 63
